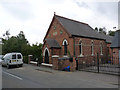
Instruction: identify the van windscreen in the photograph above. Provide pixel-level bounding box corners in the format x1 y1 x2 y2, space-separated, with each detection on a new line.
12 54 16 59
17 54 22 59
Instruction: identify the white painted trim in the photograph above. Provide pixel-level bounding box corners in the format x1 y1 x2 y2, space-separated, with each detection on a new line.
63 55 69 57
79 39 82 42
78 54 84 57
3 71 23 80
100 44 103 55
62 39 68 45
30 61 37 64
52 55 59 58
28 55 33 56
83 61 86 64
91 54 94 56
41 63 53 67
43 47 50 56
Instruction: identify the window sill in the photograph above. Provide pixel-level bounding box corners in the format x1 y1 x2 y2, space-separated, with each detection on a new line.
78 54 84 57
41 63 53 67
63 55 68 57
52 55 59 58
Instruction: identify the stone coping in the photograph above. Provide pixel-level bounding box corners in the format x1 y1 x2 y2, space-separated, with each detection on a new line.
41 63 53 67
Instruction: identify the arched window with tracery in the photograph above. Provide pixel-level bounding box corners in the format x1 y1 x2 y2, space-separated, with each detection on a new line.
62 39 68 55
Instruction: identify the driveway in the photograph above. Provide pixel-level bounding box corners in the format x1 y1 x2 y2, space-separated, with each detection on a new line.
2 64 119 88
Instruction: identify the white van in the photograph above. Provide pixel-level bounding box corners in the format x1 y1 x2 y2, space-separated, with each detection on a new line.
2 53 23 69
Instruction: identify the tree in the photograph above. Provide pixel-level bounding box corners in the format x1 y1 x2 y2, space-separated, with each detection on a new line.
95 27 98 32
108 30 115 36
30 43 43 62
2 30 10 39
95 27 107 35
5 30 10 39
2 36 19 54
99 28 103 33
2 30 43 64
2 31 29 55
102 27 107 35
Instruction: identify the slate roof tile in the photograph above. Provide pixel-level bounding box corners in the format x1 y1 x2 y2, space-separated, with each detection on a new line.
55 15 113 43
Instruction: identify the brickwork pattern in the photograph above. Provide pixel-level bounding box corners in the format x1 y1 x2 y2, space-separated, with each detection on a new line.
111 48 119 64
42 16 115 70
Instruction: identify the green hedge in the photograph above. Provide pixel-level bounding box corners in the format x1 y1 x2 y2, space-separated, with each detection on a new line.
23 56 28 64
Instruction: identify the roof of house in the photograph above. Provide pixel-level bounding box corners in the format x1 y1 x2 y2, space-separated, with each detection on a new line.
45 38 61 49
110 30 120 48
55 15 113 43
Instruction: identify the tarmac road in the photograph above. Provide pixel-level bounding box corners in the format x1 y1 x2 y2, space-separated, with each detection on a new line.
2 64 119 88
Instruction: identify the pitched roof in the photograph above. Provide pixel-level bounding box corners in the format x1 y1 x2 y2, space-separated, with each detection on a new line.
110 30 120 48
55 15 113 43
45 38 61 49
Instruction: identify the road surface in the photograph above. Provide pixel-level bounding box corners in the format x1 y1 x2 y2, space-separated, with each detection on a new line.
2 64 119 88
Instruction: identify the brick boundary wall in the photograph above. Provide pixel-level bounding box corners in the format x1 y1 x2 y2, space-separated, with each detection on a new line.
52 56 76 72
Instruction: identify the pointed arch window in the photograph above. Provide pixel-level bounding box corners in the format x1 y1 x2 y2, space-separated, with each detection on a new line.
100 42 103 55
91 41 94 56
62 39 68 55
79 41 82 55
64 41 67 55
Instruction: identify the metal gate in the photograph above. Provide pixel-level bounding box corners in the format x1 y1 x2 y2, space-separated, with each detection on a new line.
77 53 120 75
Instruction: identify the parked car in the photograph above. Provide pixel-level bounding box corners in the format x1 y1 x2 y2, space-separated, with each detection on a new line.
0 55 3 65
2 53 23 69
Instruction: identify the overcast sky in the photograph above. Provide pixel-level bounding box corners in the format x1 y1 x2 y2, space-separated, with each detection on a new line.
0 0 119 45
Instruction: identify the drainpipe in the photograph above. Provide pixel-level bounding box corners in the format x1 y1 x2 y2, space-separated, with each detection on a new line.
112 48 113 65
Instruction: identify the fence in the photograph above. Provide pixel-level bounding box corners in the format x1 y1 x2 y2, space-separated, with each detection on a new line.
77 53 120 75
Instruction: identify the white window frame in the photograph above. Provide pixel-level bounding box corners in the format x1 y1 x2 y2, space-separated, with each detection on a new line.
79 40 83 57
62 39 68 56
100 42 103 55
43 47 50 56
62 39 68 45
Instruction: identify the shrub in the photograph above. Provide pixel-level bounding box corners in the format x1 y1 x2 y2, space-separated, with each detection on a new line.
23 56 28 64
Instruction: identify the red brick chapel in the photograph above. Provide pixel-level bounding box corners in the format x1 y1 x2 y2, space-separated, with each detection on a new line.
42 14 113 70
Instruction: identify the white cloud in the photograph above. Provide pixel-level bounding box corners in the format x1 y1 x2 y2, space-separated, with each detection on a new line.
0 0 118 45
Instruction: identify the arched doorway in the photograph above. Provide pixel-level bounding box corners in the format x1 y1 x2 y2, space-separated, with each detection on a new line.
45 50 49 64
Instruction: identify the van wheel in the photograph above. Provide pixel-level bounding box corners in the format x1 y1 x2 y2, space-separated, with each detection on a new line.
17 65 19 68
7 64 10 69
19 64 23 67
2 64 4 67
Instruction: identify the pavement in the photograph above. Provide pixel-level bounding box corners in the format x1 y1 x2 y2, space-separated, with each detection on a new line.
80 64 120 75
37 64 119 86
2 63 120 88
